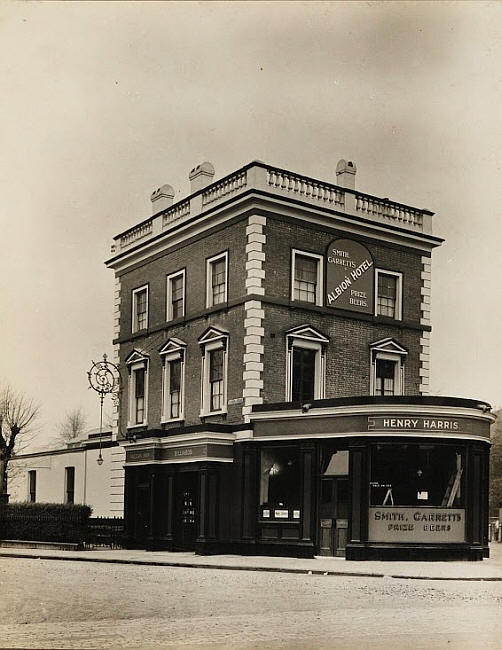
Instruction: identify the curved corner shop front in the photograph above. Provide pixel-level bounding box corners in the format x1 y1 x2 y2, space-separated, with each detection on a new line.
122 396 494 561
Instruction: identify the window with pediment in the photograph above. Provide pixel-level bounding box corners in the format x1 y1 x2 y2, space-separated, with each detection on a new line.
286 326 328 403
369 338 408 396
125 350 149 427
199 327 228 416
159 338 186 422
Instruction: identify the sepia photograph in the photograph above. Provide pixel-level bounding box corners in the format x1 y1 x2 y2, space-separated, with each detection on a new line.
1 1 501 648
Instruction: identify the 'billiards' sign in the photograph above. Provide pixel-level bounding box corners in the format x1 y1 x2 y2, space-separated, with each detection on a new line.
326 239 374 314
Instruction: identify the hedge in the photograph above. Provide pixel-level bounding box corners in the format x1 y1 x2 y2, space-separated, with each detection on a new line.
0 502 92 544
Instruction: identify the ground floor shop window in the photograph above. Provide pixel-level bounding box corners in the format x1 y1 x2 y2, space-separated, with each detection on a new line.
260 447 301 519
370 444 464 507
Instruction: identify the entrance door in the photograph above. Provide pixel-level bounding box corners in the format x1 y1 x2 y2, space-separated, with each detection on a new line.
135 484 150 546
319 478 349 556
174 472 198 550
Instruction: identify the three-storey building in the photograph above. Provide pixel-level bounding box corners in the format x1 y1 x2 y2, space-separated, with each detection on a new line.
106 159 493 560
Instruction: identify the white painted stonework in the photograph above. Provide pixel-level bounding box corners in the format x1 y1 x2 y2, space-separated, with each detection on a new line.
112 275 121 441
420 256 432 394
242 215 266 417
109 445 126 516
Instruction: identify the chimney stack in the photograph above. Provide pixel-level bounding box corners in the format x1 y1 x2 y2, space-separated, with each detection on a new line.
189 161 215 193
336 159 357 190
150 184 175 214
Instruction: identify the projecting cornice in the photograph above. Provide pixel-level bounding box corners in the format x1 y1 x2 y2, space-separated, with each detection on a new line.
106 162 443 274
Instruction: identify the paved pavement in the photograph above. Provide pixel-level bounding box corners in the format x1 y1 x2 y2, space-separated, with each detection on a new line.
0 554 501 649
0 542 501 580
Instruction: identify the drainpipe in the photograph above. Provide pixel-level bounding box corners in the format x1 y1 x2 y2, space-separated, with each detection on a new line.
83 447 87 505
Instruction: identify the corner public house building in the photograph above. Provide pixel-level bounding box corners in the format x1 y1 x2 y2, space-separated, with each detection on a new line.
106 160 493 560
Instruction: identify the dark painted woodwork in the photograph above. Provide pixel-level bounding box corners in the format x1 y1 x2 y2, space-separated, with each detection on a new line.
241 445 257 542
123 430 490 561
198 471 207 540
208 472 218 539
300 444 315 544
166 474 174 541
348 443 365 543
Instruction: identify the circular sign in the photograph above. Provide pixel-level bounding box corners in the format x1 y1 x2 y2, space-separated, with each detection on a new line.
87 354 121 396
326 239 374 313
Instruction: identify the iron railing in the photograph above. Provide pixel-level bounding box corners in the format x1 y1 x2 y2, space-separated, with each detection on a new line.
84 516 124 549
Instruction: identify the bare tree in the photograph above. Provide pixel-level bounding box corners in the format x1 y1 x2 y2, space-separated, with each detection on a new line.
0 386 39 497
55 408 87 446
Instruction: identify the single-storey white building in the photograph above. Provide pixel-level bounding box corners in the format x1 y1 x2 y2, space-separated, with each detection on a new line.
7 433 125 518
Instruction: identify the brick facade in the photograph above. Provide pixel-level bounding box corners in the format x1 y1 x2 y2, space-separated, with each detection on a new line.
117 218 248 338
118 307 246 429
263 216 424 323
261 303 422 403
258 216 425 402
112 188 430 437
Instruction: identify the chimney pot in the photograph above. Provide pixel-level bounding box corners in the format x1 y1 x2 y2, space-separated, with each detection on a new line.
336 159 357 190
150 184 175 214
189 161 215 193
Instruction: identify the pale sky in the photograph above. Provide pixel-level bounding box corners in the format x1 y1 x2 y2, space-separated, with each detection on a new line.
1 1 501 449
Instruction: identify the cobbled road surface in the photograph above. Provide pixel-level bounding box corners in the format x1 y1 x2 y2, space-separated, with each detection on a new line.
0 557 501 649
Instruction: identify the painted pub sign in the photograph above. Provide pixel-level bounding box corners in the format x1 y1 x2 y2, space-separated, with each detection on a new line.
368 508 465 543
326 239 374 313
